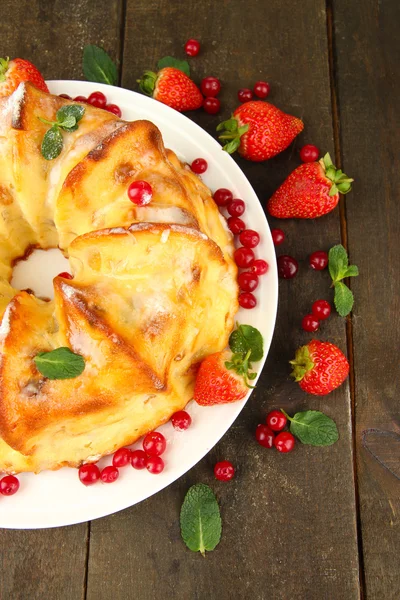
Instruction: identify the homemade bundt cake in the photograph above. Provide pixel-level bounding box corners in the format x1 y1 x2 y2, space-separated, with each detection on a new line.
0 83 238 473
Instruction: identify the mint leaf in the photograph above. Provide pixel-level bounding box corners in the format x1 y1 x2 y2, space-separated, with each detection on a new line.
57 104 85 124
157 56 190 76
229 324 263 362
180 484 222 555
328 244 359 316
57 114 76 129
83 45 117 85
344 265 359 277
328 244 348 282
334 281 354 317
34 347 85 380
41 126 63 160
284 410 339 446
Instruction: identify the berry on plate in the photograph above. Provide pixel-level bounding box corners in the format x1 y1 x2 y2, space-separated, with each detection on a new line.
138 64 202 112
290 339 349 395
0 57 48 97
194 350 250 406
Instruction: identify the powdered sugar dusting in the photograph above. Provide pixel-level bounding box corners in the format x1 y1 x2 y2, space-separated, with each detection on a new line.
0 302 13 338
11 82 26 128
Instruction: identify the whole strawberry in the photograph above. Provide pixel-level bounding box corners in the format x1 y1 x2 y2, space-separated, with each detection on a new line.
217 100 303 161
194 350 251 406
290 340 349 395
138 65 202 112
268 153 353 218
0 57 48 97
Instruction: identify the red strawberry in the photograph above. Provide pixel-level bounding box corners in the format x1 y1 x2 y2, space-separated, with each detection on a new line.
217 100 303 161
138 67 202 112
0 57 48 97
194 350 250 406
290 340 349 396
268 153 353 218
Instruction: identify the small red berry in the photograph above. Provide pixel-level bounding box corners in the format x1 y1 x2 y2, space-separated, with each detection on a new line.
171 410 192 431
227 198 245 217
59 93 71 99
185 38 200 57
87 91 107 108
238 292 257 309
131 449 147 470
277 255 298 279
253 81 270 99
239 229 260 248
127 180 153 206
250 259 269 276
309 251 329 270
105 103 122 117
274 431 295 453
300 144 319 163
238 271 259 292
58 271 73 279
74 95 87 102
214 460 235 482
146 455 165 474
312 300 331 320
78 464 100 486
191 158 208 174
143 431 166 456
301 314 320 332
238 88 253 103
271 228 285 246
227 216 246 234
213 188 233 207
100 465 119 483
255 424 274 448
234 247 255 268
201 76 221 97
0 475 20 496
112 447 132 468
266 410 287 432
203 97 220 115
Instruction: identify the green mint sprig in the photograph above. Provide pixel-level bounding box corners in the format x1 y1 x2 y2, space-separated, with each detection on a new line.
227 324 264 386
39 105 85 160
328 244 359 316
180 484 222 556
83 45 117 85
34 347 85 380
281 409 339 447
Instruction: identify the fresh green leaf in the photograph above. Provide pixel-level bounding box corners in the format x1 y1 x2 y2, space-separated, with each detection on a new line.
229 324 264 362
83 44 117 85
41 126 63 160
344 265 359 277
283 410 339 446
157 56 190 76
328 244 349 282
334 281 354 317
57 104 85 124
180 484 222 555
57 114 76 130
222 138 241 154
34 347 85 380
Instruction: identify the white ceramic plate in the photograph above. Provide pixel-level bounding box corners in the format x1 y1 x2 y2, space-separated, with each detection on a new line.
1 81 278 529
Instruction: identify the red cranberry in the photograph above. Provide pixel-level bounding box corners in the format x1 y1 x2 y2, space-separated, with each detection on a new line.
214 460 235 482
100 465 119 483
227 199 245 217
201 77 221 97
131 449 147 470
277 255 298 279
238 271 259 292
309 250 329 270
127 180 153 206
78 464 100 486
234 247 254 268
238 88 253 103
227 217 246 234
146 455 165 474
184 39 200 56
171 410 192 431
58 271 73 279
213 188 233 207
255 424 274 448
266 410 287 432
302 314 320 332
239 229 260 248
238 292 257 309
143 431 166 456
271 228 285 246
59 93 71 99
0 475 20 496
112 447 132 468
250 259 269 276
105 103 122 117
312 299 331 320
203 97 220 115
253 81 270 99
191 158 208 174
88 91 107 108
274 431 295 453
74 95 87 102
300 144 319 163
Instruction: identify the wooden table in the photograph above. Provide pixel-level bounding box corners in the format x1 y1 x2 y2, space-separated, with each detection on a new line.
1 1 399 598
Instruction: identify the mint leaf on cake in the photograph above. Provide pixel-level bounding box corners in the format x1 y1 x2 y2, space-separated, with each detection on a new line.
34 347 85 380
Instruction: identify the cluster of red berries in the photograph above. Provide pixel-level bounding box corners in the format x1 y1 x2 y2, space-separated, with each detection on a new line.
256 410 295 453
0 474 20 496
302 299 331 332
59 90 122 118
238 81 270 103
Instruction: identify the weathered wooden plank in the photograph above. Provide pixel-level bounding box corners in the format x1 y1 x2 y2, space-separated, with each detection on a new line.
332 0 400 597
87 1 360 599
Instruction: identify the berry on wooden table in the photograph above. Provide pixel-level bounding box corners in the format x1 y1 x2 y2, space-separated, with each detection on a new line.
146 455 165 474
228 217 246 234
213 188 233 206
238 88 253 103
309 250 329 270
234 247 255 268
238 271 259 292
271 228 285 246
0 475 20 496
143 431 166 456
203 97 221 114
239 229 260 248
214 460 235 482
101 466 119 483
300 144 319 163
274 431 295 453
171 410 192 431
112 447 132 468
302 314 320 333
266 410 287 432
184 38 200 56
253 81 270 98
238 292 257 309
250 259 269 276
131 449 147 470
127 180 153 205
88 91 107 108
277 255 298 279
312 300 331 320
256 424 275 448
291 339 349 395
191 158 208 174
227 198 245 217
78 463 100 486
201 76 221 97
